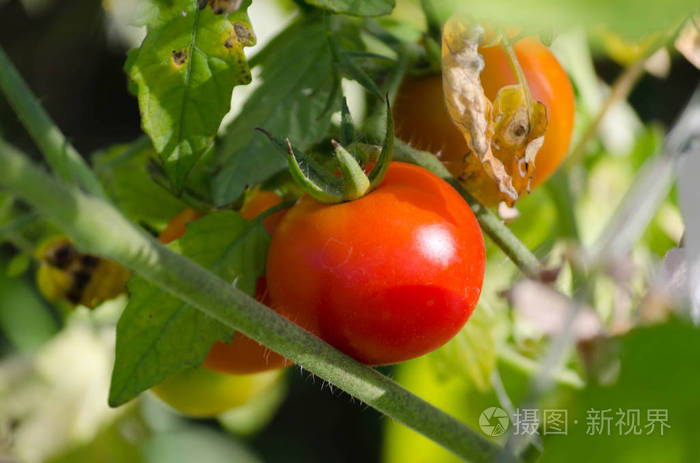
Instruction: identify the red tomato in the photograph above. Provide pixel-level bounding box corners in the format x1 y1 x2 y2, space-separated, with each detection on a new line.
394 36 574 205
159 195 289 375
265 162 485 365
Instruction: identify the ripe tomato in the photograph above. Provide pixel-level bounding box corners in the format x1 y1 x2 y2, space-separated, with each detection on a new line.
265 162 485 365
157 195 289 375
151 365 281 417
394 36 574 204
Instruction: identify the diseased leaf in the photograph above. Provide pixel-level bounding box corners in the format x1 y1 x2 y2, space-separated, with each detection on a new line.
109 211 269 406
304 0 395 17
212 17 340 206
441 17 549 206
128 3 255 192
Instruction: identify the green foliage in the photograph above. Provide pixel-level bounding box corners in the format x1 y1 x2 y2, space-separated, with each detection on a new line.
133 0 200 29
109 211 269 406
304 0 395 16
126 1 255 192
429 303 497 392
542 319 700 462
0 259 58 353
427 0 696 39
5 252 30 277
212 16 340 206
93 141 187 230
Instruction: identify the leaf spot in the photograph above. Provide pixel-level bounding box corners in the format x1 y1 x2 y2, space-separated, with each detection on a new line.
171 49 188 68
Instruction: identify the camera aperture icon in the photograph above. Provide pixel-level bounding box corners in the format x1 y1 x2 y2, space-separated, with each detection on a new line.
479 407 510 437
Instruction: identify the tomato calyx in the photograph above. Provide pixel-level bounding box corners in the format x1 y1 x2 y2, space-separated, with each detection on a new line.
258 97 394 204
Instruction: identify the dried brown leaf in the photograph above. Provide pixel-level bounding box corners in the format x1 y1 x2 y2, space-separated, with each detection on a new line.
442 18 518 202
441 17 550 206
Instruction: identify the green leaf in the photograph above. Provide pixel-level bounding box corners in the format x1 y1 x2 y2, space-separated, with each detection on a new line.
339 97 354 146
304 0 395 17
93 140 187 230
109 211 269 406
541 319 700 463
429 304 497 392
0 259 58 352
128 4 255 192
212 16 340 206
6 252 30 277
133 0 198 29
329 37 383 100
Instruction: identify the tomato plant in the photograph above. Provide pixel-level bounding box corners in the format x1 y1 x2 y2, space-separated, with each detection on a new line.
394 36 575 206
1 0 696 461
265 162 486 365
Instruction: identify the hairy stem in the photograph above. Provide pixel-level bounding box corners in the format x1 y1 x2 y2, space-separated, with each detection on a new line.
0 138 519 463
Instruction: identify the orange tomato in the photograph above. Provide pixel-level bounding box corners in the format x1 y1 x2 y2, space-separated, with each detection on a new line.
394 36 574 205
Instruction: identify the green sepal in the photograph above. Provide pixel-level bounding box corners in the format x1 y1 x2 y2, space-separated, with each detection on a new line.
257 129 344 203
332 140 370 200
367 97 394 189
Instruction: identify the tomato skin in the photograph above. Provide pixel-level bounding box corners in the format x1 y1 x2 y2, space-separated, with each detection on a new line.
238 190 286 233
151 365 281 417
265 162 485 365
158 195 289 375
394 37 574 204
203 276 289 374
157 208 203 244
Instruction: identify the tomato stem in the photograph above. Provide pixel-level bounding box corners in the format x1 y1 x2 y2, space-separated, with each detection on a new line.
499 31 534 110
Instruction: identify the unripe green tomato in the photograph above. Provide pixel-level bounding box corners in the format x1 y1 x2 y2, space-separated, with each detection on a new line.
151 366 282 417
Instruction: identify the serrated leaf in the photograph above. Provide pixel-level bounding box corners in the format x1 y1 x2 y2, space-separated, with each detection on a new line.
212 17 340 206
429 304 497 392
128 4 255 192
109 211 269 406
93 140 188 230
304 0 395 17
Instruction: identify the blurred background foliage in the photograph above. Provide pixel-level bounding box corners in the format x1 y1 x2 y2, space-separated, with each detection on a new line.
1 0 699 462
